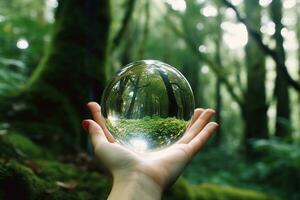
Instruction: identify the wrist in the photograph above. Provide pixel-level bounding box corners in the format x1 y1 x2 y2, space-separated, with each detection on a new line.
108 170 162 200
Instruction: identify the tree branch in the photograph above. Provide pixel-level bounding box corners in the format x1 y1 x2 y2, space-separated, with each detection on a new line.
221 0 300 92
164 13 244 109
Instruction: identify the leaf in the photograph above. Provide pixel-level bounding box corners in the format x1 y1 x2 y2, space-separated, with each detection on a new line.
56 180 79 190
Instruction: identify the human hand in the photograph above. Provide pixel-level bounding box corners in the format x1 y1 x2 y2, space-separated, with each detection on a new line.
82 102 218 200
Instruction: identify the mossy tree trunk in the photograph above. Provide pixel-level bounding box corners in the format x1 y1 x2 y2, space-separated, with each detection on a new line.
1 0 111 152
270 0 291 138
244 0 268 148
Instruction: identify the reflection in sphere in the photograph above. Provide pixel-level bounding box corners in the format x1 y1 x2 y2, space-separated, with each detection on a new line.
101 60 195 152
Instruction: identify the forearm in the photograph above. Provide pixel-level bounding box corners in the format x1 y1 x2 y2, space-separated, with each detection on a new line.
108 172 162 200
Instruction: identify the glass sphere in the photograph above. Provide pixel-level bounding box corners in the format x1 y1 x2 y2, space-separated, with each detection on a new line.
101 60 195 152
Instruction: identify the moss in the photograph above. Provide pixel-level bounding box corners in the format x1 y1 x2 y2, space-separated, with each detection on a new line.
164 178 191 200
164 178 276 200
0 160 49 200
0 132 51 159
35 160 111 200
34 160 78 180
107 117 188 149
191 183 274 200
0 133 111 199
0 160 111 200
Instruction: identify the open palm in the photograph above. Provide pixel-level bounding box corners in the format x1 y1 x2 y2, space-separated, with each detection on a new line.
82 102 218 190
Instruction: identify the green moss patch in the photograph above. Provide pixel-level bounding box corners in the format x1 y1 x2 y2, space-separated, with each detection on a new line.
107 117 188 149
0 133 111 200
0 161 49 200
0 160 111 200
0 132 51 159
164 179 276 200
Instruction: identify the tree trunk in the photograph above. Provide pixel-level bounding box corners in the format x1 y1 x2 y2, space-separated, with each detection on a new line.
213 3 223 145
270 0 291 138
214 79 222 145
116 77 129 113
0 0 111 152
125 75 141 118
157 69 178 117
296 2 300 132
181 59 201 108
244 0 268 148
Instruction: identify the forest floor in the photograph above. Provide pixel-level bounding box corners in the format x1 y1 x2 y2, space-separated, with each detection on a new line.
0 132 278 200
183 143 299 200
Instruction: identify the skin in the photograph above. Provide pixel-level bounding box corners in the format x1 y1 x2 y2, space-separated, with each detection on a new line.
82 102 218 200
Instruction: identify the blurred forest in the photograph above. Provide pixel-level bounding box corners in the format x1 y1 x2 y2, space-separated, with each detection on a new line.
0 0 300 199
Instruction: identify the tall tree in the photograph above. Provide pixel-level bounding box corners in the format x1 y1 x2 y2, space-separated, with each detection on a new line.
180 1 204 108
270 0 291 138
296 2 300 130
244 0 268 146
213 2 223 145
0 0 111 151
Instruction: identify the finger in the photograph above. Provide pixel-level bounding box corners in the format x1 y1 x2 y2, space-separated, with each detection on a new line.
188 122 218 156
176 108 204 144
178 109 215 144
187 108 204 129
82 119 108 148
87 102 116 143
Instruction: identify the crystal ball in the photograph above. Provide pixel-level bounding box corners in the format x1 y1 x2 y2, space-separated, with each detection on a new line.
101 60 195 152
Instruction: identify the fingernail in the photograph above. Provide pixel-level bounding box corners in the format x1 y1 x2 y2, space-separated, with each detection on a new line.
82 120 90 131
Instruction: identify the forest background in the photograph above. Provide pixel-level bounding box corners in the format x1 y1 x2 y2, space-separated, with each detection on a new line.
0 0 299 199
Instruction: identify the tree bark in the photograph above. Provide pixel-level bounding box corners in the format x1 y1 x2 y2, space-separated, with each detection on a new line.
270 0 291 138
244 0 268 147
0 0 111 152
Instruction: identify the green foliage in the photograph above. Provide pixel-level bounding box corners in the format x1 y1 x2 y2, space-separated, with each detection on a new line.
246 139 300 200
184 141 300 200
0 0 53 96
0 58 26 96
